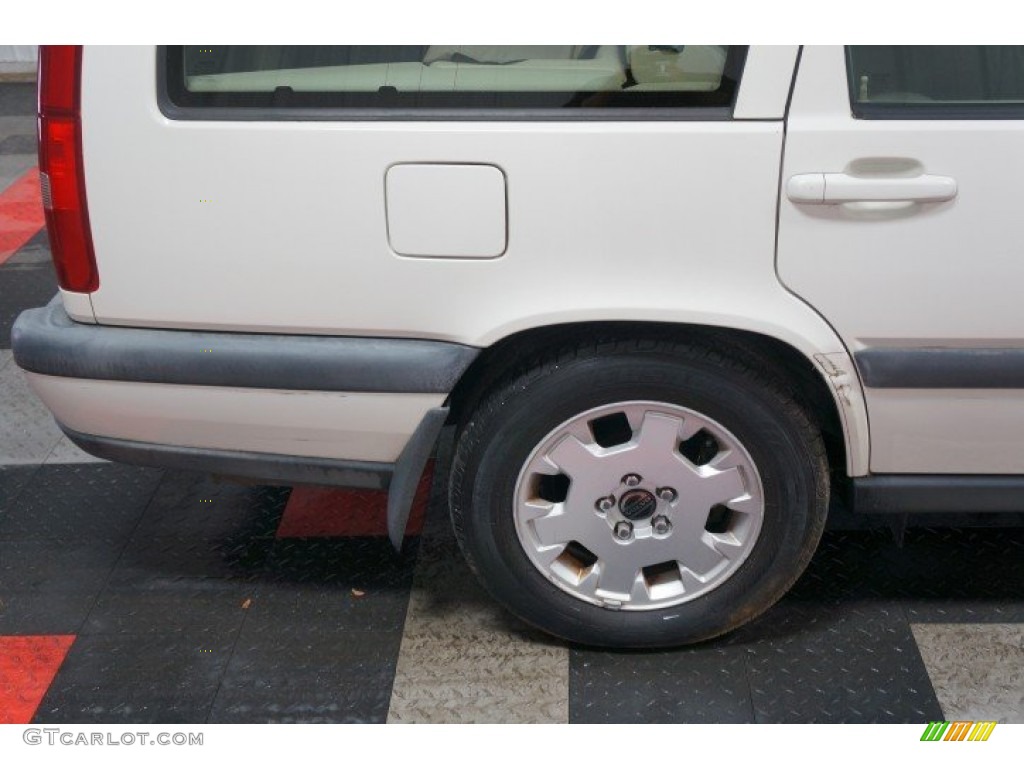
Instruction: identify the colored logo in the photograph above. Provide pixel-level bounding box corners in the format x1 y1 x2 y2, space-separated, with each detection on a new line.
920 721 996 742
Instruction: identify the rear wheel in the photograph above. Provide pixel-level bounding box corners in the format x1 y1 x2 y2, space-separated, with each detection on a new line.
449 339 829 648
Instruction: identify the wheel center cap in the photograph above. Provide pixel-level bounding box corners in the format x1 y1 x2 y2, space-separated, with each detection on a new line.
618 489 657 521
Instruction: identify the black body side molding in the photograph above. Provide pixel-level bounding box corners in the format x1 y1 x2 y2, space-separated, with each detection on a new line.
856 347 1024 389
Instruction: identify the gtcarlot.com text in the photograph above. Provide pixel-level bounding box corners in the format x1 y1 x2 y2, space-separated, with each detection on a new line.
23 729 203 747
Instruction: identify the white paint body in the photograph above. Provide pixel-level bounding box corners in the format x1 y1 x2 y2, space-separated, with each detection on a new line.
43 44 1022 476
779 46 1024 473
26 373 443 463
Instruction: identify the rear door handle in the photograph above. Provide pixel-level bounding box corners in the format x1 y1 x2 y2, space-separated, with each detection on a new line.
787 173 958 204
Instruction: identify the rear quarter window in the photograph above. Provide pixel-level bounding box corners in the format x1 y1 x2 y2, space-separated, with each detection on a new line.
161 45 747 119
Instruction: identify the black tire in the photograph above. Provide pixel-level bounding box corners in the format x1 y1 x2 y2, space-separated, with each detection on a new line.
449 337 829 648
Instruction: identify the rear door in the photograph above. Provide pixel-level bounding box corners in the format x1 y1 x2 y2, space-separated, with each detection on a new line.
779 45 1024 474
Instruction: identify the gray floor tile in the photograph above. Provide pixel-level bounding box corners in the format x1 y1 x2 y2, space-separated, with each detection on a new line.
0 350 63 463
386 454 570 723
911 623 1024 723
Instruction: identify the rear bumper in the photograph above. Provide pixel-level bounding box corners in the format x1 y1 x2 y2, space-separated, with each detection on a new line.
13 299 478 547
12 301 479 464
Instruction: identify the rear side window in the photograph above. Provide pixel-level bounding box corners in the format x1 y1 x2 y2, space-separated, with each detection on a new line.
848 45 1024 118
162 46 746 118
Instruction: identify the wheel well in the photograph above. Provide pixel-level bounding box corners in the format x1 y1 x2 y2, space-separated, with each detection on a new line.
445 322 848 479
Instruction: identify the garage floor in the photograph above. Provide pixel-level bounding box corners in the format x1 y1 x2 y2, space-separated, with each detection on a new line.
1 82 1022 724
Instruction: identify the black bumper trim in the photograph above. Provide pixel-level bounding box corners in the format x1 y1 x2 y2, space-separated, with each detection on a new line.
13 299 479 394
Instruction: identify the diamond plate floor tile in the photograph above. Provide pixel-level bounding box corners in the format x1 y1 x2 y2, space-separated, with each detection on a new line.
0 537 123 598
0 350 63 462
209 665 395 724
241 583 413 635
387 433 570 724
0 591 97 635
0 463 39 520
889 529 1024 623
33 632 235 724
210 583 411 722
734 600 943 723
0 463 163 542
82 589 254 637
106 475 289 590
911 623 1024 723
570 644 754 723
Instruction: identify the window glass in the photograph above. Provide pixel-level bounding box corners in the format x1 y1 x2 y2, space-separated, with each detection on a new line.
165 46 745 112
848 46 1024 116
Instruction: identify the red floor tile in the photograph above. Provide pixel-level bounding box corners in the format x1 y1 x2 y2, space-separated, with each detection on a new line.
276 462 434 538
0 167 44 265
0 635 75 724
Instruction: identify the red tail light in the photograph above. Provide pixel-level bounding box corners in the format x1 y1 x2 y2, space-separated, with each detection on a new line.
38 45 98 293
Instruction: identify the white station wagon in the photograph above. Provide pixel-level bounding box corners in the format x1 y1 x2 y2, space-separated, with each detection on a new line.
13 45 1024 647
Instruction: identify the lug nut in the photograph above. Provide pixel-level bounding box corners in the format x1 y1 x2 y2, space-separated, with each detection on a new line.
622 473 642 487
614 521 634 541
595 496 615 513
657 487 677 503
652 515 672 536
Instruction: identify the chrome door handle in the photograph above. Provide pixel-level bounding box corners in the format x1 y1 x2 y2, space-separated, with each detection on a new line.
787 173 958 204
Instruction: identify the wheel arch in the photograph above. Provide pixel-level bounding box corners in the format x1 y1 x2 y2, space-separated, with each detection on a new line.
445 320 868 479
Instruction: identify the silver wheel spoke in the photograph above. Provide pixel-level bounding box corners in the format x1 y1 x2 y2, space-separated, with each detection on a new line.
531 504 607 549
674 532 728 575
634 411 683 459
596 557 642 599
547 434 598 476
690 465 746 509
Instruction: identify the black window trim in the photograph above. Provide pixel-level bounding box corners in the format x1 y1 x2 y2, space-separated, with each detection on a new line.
157 45 748 122
846 45 1024 121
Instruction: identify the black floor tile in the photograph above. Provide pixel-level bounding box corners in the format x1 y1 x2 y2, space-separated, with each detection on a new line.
258 537 418 590
0 463 40 520
0 463 163 542
0 590 97 634
241 583 412 635
82 588 254 636
0 537 124 593
212 631 400 724
105 478 290 589
0 262 57 349
208 672 394 724
225 629 401 675
34 633 234 724
570 644 754 723
136 471 288 540
735 600 942 723
788 528 1024 622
